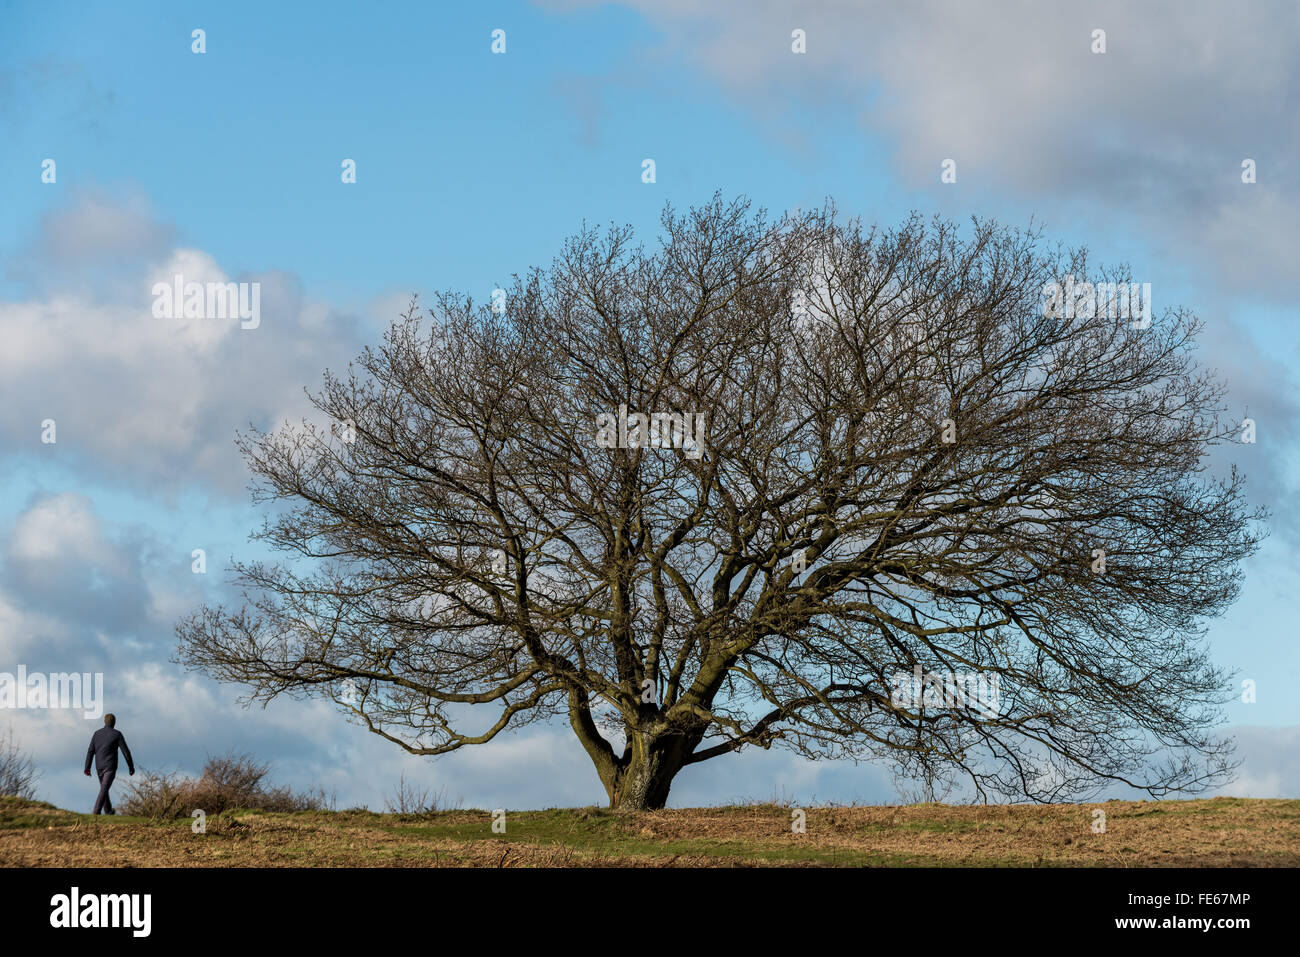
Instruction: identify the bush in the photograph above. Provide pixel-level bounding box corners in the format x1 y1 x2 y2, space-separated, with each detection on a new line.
119 752 333 820
383 773 456 815
0 730 40 800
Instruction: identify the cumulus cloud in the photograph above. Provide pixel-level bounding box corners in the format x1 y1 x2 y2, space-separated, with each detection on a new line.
5 188 175 297
549 0 1300 300
0 192 373 497
1 493 154 647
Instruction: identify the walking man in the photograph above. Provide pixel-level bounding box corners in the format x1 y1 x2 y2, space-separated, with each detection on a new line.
83 713 134 815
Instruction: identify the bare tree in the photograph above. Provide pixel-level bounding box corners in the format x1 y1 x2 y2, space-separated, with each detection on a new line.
0 729 40 800
176 195 1264 810
384 773 452 815
893 763 959 806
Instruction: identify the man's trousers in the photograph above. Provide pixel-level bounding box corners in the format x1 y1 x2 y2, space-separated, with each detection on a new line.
93 768 116 814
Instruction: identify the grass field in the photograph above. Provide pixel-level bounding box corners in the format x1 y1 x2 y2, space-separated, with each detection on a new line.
1 795 1296 867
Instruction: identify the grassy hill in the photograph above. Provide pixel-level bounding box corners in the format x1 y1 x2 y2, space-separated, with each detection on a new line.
1 795 1296 867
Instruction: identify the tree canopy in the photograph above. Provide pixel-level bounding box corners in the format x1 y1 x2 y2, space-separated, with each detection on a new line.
177 196 1264 809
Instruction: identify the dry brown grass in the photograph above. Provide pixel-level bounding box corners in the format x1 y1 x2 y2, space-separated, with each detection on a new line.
1 795 1296 867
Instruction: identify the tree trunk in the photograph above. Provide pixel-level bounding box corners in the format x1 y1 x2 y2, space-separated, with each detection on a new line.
605 731 693 811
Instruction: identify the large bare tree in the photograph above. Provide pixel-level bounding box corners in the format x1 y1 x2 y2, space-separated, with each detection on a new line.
177 196 1264 810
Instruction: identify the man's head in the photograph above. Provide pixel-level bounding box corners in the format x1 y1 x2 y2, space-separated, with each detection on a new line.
104 714 115 728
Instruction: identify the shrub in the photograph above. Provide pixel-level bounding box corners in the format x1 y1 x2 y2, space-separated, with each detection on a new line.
383 773 456 815
0 730 40 800
119 752 333 820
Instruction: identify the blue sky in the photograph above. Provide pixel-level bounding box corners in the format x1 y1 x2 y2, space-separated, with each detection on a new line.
2 0 1299 811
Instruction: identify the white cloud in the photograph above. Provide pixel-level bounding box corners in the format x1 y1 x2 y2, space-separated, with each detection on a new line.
8 493 110 564
0 195 370 496
551 0 1300 299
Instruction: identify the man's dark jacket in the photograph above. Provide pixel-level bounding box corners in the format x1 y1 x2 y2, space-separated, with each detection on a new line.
84 727 134 775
